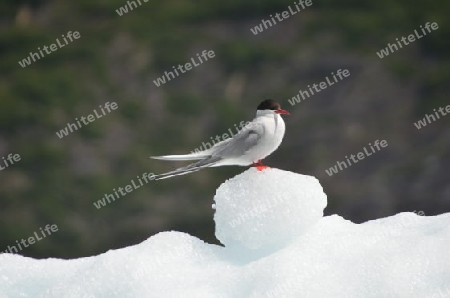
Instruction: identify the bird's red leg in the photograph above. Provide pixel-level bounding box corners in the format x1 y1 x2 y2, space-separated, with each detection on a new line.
253 159 269 171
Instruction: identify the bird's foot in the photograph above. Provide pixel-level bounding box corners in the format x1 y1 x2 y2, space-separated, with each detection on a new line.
255 165 269 171
253 160 269 171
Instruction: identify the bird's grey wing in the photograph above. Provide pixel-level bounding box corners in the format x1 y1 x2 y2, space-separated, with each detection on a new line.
153 122 263 180
211 122 264 158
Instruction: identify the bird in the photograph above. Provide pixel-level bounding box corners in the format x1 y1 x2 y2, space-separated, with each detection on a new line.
150 99 289 180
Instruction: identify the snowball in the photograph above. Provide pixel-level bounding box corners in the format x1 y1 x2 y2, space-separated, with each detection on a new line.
214 168 327 252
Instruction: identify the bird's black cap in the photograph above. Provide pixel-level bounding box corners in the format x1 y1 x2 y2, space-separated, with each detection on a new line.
257 99 281 111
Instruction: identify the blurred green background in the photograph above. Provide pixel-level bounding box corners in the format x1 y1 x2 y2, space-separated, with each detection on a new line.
0 0 449 258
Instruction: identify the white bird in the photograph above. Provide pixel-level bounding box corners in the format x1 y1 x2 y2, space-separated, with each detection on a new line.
151 99 289 180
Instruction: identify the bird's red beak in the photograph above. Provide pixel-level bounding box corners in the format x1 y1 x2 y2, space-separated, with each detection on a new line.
275 109 290 115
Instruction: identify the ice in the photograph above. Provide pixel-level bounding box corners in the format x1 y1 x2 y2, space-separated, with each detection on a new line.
1 168 449 298
214 168 327 253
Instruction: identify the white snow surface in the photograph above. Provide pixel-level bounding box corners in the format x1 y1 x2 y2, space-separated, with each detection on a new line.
1 168 450 298
214 168 326 253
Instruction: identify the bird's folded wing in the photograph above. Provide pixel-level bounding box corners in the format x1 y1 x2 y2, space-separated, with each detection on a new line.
211 122 264 158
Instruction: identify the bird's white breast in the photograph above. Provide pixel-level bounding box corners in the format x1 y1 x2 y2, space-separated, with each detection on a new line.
244 113 285 164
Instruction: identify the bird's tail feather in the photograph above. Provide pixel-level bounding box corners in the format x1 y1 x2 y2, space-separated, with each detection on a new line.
150 153 208 161
154 156 221 180
154 167 203 180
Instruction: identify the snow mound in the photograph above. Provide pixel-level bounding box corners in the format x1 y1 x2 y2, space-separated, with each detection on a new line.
214 168 326 252
1 168 450 298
